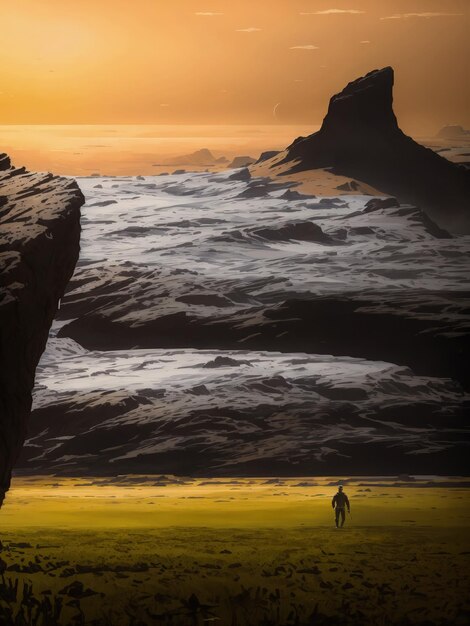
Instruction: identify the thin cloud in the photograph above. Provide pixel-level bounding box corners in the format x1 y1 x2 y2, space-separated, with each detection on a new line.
194 12 224 16
300 9 365 15
290 45 319 50
380 12 463 20
360 40 371 44
236 27 262 32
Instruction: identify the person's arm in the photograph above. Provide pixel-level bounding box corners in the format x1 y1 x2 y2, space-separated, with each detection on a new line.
332 495 336 509
345 495 350 512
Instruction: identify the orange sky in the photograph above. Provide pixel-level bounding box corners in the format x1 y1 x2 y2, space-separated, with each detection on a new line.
0 0 468 133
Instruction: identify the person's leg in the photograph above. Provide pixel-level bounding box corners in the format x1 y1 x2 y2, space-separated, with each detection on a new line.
340 509 345 527
335 508 340 527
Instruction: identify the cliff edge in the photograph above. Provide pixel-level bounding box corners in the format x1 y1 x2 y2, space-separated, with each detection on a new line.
0 154 84 504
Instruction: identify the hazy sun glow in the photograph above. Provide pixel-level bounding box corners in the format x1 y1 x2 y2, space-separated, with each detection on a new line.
0 0 468 132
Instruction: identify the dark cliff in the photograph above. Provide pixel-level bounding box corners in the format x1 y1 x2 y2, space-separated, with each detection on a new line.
280 67 470 232
0 154 84 504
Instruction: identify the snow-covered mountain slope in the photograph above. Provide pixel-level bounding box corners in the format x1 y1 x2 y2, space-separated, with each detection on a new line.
57 172 469 385
20 170 470 476
23 340 467 475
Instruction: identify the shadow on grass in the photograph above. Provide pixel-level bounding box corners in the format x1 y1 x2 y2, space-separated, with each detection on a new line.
1 568 467 626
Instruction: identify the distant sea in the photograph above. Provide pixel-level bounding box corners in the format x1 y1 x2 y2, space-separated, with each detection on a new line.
0 124 318 176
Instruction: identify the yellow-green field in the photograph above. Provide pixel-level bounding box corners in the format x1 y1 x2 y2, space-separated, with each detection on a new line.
1 477 469 625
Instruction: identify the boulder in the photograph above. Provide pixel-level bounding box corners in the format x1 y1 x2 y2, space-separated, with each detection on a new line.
252 221 333 244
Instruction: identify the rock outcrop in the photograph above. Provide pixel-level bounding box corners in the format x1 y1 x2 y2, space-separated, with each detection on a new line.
0 154 84 504
160 148 228 167
252 221 334 243
256 150 280 163
278 67 470 232
227 156 256 169
228 167 251 182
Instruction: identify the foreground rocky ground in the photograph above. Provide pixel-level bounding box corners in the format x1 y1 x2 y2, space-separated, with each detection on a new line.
1 477 469 626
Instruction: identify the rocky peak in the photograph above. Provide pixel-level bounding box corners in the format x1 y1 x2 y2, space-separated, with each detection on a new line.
321 67 398 135
280 67 470 232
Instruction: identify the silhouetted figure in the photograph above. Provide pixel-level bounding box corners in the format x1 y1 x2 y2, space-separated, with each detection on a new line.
332 485 350 528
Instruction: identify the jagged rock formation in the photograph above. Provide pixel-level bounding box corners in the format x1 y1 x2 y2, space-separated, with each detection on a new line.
0 154 84 504
278 67 470 233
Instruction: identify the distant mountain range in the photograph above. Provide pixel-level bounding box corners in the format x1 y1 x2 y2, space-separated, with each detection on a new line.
154 149 258 170
437 125 470 139
155 148 228 167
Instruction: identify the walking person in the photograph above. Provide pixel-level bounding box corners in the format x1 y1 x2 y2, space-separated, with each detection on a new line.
332 485 350 528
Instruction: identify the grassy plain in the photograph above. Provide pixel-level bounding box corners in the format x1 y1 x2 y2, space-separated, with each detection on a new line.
0 476 469 625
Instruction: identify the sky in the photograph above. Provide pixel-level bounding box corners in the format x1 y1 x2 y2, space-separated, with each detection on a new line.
0 0 469 133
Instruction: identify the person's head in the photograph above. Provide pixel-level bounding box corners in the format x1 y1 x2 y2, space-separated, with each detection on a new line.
338 485 343 492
